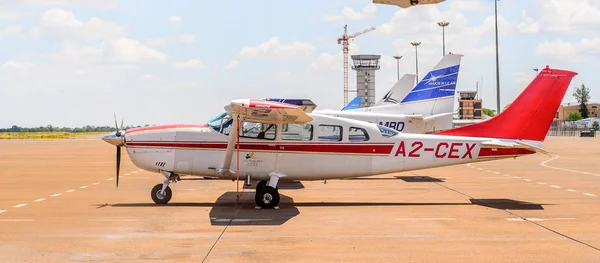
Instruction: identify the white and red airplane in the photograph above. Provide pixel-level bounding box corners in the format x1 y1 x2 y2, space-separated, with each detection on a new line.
103 66 576 208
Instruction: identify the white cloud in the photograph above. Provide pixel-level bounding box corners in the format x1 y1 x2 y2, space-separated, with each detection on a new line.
225 60 239 70
20 0 118 9
167 16 182 26
102 38 167 63
172 59 205 69
534 0 600 33
0 10 27 21
449 0 488 12
140 74 158 81
0 25 22 37
517 10 539 34
177 34 195 43
173 81 197 88
322 3 376 22
0 60 34 70
535 38 600 61
146 38 168 47
54 37 167 64
238 37 316 60
31 8 126 40
308 43 360 72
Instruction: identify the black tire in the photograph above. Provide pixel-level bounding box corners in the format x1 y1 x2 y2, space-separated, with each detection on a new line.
151 184 172 204
256 186 280 209
255 180 266 205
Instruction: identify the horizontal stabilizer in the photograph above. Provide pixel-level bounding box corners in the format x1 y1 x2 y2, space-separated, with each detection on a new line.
482 139 551 155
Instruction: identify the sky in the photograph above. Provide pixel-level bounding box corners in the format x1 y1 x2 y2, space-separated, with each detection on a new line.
1 0 599 127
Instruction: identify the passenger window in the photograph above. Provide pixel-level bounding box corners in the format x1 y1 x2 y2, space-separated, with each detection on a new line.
240 122 276 140
318 125 342 141
349 127 370 141
282 124 313 141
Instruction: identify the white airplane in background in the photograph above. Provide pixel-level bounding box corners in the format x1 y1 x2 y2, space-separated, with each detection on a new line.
103 66 576 209
315 54 462 133
373 0 445 8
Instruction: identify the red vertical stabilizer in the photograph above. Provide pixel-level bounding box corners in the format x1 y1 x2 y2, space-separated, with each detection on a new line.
438 67 577 141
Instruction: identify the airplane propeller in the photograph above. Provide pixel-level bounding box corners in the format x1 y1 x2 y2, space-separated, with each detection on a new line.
113 113 125 188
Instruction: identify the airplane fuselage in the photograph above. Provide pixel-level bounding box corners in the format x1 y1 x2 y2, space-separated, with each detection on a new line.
122 114 533 181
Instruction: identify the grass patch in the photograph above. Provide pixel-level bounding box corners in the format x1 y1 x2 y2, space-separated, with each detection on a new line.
0 132 107 139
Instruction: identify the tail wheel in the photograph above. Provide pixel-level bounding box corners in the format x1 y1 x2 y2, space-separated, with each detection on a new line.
151 184 172 204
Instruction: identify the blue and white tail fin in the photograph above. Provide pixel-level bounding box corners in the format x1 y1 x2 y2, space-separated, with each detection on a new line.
401 54 461 104
341 97 362 111
355 54 462 116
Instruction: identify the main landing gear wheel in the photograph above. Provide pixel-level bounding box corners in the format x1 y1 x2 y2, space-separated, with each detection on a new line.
151 184 172 204
255 185 280 209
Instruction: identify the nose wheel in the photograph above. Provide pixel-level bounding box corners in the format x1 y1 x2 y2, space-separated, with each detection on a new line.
151 184 172 204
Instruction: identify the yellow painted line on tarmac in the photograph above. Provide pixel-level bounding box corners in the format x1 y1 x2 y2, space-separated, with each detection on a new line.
13 204 27 208
33 198 45 202
583 193 597 197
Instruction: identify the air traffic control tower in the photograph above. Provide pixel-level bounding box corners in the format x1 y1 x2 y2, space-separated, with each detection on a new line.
351 55 380 108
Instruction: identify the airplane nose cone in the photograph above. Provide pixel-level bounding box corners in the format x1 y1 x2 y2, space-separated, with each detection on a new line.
102 133 124 146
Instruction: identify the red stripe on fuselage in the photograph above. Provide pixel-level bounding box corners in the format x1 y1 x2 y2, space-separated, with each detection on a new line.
126 141 394 155
126 124 209 134
478 147 536 157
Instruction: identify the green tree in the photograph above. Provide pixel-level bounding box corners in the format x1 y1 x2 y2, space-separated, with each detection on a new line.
503 103 511 111
573 83 591 119
482 108 496 117
567 111 582 121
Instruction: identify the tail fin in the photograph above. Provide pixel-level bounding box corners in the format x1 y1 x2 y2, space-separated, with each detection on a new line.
401 54 462 104
437 67 577 141
374 74 417 106
342 97 362 110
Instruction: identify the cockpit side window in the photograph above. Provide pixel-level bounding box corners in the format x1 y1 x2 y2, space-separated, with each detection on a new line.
240 121 276 140
349 127 370 141
318 125 343 141
282 124 313 141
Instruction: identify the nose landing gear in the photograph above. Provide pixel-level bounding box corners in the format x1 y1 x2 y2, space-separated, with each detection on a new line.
150 170 179 205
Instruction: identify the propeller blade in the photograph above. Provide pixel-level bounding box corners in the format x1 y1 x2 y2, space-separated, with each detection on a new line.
120 117 124 132
116 146 121 188
114 113 121 137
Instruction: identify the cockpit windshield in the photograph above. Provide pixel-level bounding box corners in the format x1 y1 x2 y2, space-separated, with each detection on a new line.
207 112 233 134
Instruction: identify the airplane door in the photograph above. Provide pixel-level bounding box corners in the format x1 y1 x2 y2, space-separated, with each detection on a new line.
235 121 278 179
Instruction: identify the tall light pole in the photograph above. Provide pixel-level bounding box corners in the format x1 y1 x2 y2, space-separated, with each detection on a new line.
494 0 501 114
533 68 539 74
437 21 449 56
410 41 421 82
393 55 402 81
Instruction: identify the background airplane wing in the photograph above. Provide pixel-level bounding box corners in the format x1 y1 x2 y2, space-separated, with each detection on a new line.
373 0 445 8
225 99 313 124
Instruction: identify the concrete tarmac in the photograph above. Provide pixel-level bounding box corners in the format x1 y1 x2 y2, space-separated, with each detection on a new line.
0 137 598 262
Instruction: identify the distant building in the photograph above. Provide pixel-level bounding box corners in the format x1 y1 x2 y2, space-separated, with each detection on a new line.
351 55 380 108
457 91 482 120
556 102 600 120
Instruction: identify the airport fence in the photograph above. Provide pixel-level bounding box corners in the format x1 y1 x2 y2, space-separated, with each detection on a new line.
547 120 587 137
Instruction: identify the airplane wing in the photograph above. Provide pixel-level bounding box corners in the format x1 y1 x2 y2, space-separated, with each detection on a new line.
373 0 445 8
225 99 313 123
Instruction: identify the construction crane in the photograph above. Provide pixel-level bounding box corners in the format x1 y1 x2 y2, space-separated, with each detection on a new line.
337 25 376 106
